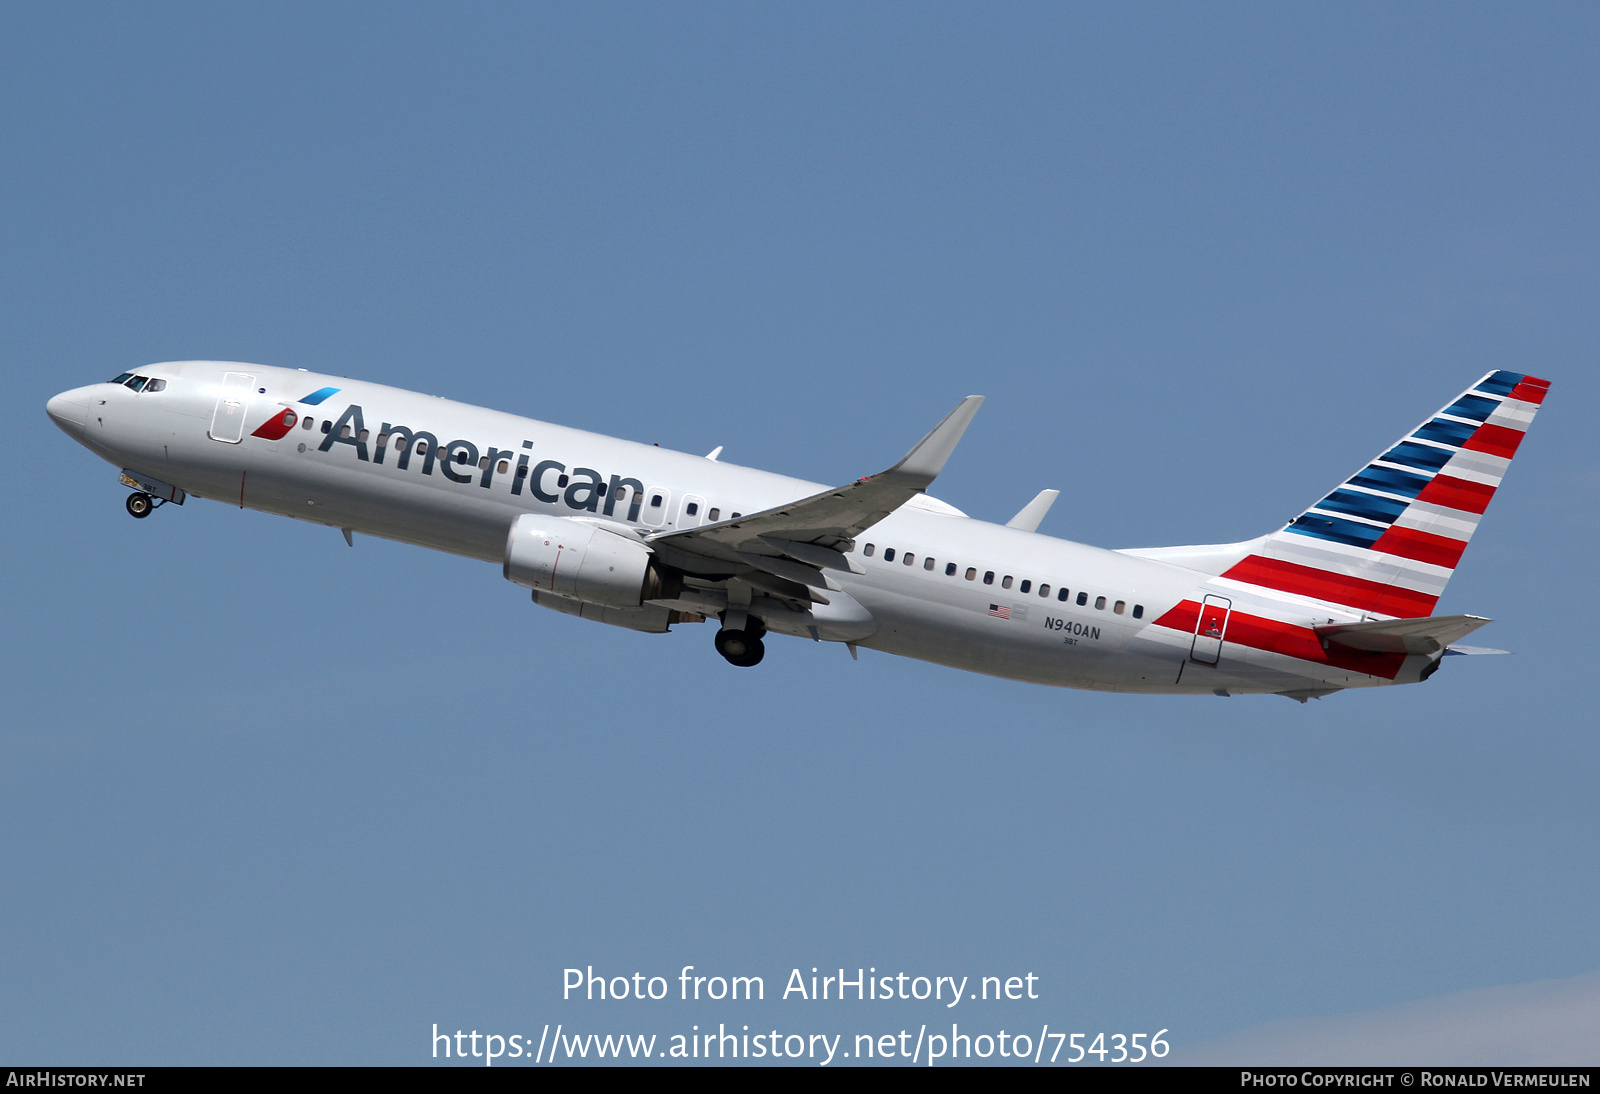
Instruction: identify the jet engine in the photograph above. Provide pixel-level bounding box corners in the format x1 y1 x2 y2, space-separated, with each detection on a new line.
503 514 679 608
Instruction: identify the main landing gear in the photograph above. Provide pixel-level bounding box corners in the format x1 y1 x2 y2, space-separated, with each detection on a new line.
715 615 766 667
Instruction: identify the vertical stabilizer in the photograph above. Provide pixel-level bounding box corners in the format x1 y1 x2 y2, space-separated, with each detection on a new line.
1222 370 1549 617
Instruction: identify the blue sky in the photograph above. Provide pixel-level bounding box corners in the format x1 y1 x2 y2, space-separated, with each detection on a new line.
3 3 1597 1064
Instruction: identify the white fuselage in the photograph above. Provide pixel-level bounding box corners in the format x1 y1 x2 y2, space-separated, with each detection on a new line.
47 361 1426 697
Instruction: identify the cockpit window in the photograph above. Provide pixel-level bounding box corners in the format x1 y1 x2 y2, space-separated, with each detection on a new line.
126 376 149 392
110 372 135 384
144 378 166 392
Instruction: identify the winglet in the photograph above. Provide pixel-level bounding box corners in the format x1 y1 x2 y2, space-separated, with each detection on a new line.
887 396 984 487
1006 489 1059 532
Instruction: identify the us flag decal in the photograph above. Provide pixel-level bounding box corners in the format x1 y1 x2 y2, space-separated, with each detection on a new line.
988 604 1011 619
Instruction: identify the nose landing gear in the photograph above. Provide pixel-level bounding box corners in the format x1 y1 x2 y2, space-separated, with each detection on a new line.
715 614 767 667
117 471 185 518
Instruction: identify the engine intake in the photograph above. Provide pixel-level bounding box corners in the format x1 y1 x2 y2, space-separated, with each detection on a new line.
503 514 677 607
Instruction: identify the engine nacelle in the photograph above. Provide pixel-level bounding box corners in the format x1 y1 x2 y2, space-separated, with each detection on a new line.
503 514 674 607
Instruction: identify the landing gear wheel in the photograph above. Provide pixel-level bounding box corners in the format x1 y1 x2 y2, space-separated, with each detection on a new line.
126 492 153 518
715 629 766 667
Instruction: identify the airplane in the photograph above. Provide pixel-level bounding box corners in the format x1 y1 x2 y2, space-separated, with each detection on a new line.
45 363 1547 700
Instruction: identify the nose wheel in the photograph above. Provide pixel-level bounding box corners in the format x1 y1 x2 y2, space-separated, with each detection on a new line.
125 492 153 518
715 621 766 667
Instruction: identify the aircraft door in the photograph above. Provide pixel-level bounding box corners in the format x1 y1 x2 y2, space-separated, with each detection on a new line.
1190 594 1232 665
208 372 256 444
640 487 670 528
678 494 707 528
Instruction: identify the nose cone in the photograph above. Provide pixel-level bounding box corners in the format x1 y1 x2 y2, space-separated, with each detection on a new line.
46 386 93 435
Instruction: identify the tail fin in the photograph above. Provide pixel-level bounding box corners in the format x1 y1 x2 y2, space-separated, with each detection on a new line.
1222 370 1550 618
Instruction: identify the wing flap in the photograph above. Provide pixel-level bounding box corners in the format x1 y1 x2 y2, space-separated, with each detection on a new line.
735 551 838 591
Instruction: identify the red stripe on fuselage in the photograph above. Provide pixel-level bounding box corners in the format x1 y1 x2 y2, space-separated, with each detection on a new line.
250 408 297 440
1371 525 1468 568
1462 422 1524 459
1415 474 1495 515
1152 600 1407 680
1220 556 1439 617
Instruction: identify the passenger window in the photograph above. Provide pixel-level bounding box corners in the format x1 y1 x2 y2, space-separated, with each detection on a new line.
514 464 526 477
458 451 470 465
1114 600 1125 614
1094 595 1105 609
1038 583 1050 597
924 557 935 571
376 432 388 446
686 502 699 516
965 568 977 581
558 474 570 487
731 513 741 519
1019 579 1031 593
414 439 427 453
983 571 995 585
359 429 370 443
1059 588 1070 602
864 544 875 557
651 494 663 507
884 548 896 562
903 552 915 566
322 421 332 434
1076 592 1088 606
708 508 720 521
946 562 957 576
341 425 353 438
1001 576 1013 590
145 378 166 392
1132 604 1144 619
498 460 511 474
127 376 148 392
596 483 606 495
303 416 315 430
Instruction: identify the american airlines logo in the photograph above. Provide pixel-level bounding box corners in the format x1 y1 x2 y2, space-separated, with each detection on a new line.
291 402 657 522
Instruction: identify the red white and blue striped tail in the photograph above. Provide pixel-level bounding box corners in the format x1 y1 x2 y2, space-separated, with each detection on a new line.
1222 370 1549 618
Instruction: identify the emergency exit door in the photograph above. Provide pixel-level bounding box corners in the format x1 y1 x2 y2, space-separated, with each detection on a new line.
1190 594 1232 665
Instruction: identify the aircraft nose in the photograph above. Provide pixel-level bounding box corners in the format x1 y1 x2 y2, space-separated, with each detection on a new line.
46 386 92 434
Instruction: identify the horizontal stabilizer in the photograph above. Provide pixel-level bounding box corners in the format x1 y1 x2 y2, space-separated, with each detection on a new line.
1315 614 1491 655
1443 644 1510 656
1006 489 1059 532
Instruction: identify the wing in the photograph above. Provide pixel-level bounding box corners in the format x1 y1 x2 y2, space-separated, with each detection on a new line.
645 396 983 597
